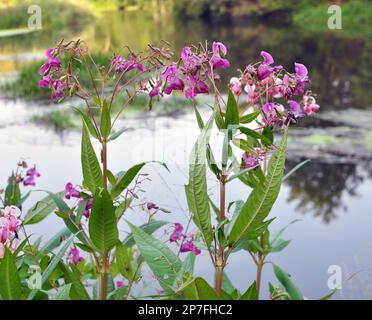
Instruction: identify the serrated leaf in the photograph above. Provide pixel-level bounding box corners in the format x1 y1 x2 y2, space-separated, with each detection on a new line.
111 161 168 199
24 191 65 225
73 107 99 139
240 111 260 124
185 114 214 246
239 281 258 300
81 126 104 192
0 248 21 300
52 284 72 300
88 189 118 254
229 131 288 245
122 220 168 247
273 264 303 300
225 89 239 126
100 100 111 138
128 222 182 292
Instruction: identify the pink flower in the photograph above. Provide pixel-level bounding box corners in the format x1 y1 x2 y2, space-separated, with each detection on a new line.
77 196 93 218
230 77 242 96
65 182 80 200
23 165 40 187
116 280 124 288
210 41 230 70
294 62 308 79
288 100 301 113
68 247 84 266
260 51 274 65
304 104 320 115
0 243 5 259
111 55 144 74
10 238 20 253
180 235 201 256
169 223 183 242
242 152 259 169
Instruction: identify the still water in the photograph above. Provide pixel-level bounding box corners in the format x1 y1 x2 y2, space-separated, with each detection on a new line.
1 8 372 299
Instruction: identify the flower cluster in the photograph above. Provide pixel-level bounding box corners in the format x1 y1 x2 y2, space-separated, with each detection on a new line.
67 247 84 266
111 54 144 74
0 206 22 258
148 42 229 100
9 161 40 187
23 165 41 187
38 48 65 100
169 223 201 255
65 183 93 218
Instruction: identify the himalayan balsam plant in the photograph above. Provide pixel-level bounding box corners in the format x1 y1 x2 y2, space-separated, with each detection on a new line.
0 39 326 300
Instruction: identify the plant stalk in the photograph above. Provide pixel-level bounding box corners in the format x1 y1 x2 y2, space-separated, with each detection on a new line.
215 180 226 296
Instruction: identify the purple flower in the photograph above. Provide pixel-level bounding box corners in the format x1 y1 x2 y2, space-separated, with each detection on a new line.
169 223 183 242
38 76 51 88
112 55 144 74
68 247 84 266
65 182 80 200
288 100 301 113
263 102 275 114
260 51 274 65
242 152 259 169
78 196 93 218
23 165 40 187
180 236 201 256
149 80 162 98
294 63 308 79
161 63 185 95
210 41 230 70
116 280 124 288
39 48 61 76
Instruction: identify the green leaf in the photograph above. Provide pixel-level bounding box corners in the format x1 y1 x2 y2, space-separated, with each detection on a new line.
0 248 21 300
88 189 118 254
193 104 204 130
60 263 91 300
225 89 239 126
39 228 71 255
116 242 134 279
28 235 76 300
81 126 104 193
52 284 72 300
282 159 310 182
182 277 231 300
128 222 182 292
108 128 129 142
232 138 258 155
24 191 65 225
185 114 214 246
100 100 111 138
240 111 260 124
111 162 168 199
239 281 258 300
122 220 168 247
73 107 99 139
262 127 274 146
228 131 288 245
273 264 303 300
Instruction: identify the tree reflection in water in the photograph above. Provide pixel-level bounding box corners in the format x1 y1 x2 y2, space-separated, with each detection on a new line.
284 159 367 223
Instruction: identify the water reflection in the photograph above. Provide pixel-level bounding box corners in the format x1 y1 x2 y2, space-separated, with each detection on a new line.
285 159 367 223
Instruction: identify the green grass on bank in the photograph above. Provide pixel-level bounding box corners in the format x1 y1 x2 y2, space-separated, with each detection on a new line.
2 53 112 99
0 0 92 31
293 1 372 38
